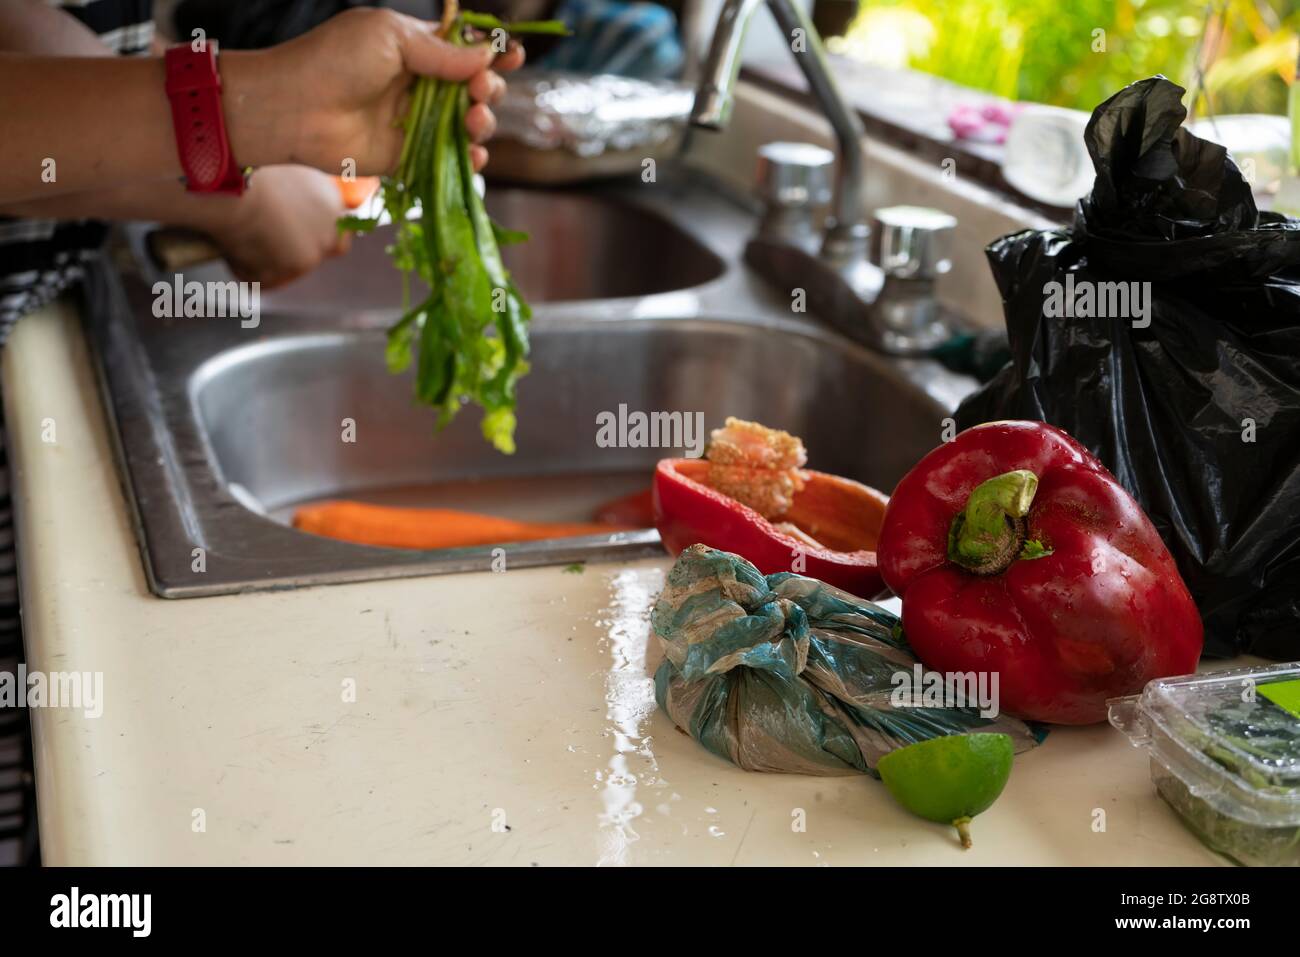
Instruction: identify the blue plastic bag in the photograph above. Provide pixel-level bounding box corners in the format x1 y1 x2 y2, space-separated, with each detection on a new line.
653 545 1040 775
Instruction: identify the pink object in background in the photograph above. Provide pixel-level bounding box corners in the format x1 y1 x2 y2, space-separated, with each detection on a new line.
948 102 1021 144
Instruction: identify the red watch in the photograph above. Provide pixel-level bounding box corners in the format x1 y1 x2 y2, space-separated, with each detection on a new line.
164 43 247 196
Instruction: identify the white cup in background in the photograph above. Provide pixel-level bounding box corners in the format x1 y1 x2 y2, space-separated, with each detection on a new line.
1001 104 1093 208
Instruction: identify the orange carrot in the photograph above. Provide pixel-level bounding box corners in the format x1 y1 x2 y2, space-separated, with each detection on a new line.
334 176 380 210
293 500 632 550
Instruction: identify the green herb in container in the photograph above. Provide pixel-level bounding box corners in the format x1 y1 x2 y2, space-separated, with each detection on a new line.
1110 662 1300 866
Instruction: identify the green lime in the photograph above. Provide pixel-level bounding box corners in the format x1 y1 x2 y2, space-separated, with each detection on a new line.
876 732 1014 849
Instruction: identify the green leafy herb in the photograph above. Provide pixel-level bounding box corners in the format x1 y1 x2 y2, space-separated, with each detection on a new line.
460 11 571 34
340 11 568 454
563 562 586 574
1159 692 1300 865
337 214 380 235
1018 539 1053 560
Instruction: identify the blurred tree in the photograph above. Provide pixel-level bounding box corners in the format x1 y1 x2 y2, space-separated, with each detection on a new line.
829 0 1300 117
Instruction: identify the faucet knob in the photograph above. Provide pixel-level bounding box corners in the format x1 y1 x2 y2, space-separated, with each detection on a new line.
871 205 957 281
755 142 834 208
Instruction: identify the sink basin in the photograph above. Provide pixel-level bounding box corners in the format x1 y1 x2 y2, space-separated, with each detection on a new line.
193 319 944 519
488 189 727 302
87 174 976 596
261 188 727 314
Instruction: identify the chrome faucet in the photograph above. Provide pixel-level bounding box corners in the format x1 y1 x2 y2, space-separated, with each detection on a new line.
691 0 869 265
689 0 956 354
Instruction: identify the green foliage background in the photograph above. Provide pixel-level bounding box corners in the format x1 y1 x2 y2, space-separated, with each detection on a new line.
834 0 1300 116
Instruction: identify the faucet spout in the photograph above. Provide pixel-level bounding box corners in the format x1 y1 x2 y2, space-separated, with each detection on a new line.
690 0 764 130
691 0 869 261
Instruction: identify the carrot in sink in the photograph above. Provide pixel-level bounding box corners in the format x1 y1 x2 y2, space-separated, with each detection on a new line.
292 500 633 550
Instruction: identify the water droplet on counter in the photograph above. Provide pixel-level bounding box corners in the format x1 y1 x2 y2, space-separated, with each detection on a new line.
595 567 667 867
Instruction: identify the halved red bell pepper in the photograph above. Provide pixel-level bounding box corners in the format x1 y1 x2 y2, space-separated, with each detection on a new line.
877 421 1203 725
654 458 890 598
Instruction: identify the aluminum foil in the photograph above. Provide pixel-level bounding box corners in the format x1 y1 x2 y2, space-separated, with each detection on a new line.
495 70 694 158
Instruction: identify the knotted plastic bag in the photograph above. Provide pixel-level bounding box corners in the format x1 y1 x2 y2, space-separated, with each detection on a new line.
652 545 1040 775
958 76 1300 659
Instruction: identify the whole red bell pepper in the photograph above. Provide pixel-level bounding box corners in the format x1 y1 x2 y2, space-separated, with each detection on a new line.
877 421 1202 725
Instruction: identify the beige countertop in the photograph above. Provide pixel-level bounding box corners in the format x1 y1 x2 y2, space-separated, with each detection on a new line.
3 300 1227 865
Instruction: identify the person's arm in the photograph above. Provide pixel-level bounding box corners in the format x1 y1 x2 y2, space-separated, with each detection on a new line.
0 8 520 206
0 178 242 229
3 53 194 201
0 166 351 286
0 0 117 56
0 0 350 287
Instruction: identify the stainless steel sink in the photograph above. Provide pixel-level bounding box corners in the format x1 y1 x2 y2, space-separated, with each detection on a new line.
260 188 727 313
86 171 977 597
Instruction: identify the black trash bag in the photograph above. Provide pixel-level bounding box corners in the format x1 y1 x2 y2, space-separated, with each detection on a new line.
956 76 1300 660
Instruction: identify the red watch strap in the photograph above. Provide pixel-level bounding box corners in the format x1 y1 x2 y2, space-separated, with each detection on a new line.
164 44 246 196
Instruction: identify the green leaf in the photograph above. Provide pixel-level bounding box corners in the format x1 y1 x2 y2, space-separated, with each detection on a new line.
495 19 571 35
363 12 546 455
481 407 517 454
491 222 529 246
1019 539 1054 561
337 215 380 235
385 302 425 374
459 12 571 35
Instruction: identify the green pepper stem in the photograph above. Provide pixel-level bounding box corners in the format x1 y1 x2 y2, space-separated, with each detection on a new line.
953 816 973 849
947 469 1039 576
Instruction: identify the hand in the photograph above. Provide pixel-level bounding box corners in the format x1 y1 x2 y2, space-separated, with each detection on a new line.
205 165 349 288
226 8 525 177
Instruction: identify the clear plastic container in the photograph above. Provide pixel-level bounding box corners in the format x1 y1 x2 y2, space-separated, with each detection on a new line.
1109 662 1300 866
